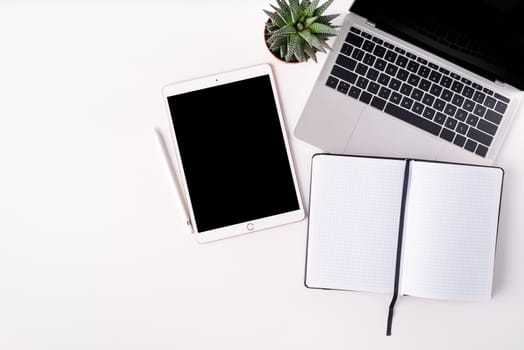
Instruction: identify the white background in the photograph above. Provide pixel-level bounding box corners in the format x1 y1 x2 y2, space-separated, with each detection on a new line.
1 0 524 348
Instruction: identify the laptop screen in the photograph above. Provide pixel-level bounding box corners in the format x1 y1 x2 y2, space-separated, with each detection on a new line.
351 0 524 90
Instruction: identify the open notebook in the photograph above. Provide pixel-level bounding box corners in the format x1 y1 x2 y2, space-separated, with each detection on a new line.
305 154 504 334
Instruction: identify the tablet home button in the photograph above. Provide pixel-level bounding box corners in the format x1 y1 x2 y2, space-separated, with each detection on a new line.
247 223 254 231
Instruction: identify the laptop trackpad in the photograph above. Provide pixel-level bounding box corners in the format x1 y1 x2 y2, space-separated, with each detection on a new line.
343 106 439 159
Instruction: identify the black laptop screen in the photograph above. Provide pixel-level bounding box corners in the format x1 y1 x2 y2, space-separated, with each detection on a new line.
351 0 524 90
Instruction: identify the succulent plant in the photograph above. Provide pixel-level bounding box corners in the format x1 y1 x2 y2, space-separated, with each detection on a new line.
264 0 339 63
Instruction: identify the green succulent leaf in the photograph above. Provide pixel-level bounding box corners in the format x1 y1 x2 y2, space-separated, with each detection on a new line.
314 0 334 16
309 22 338 35
264 0 338 62
316 14 339 25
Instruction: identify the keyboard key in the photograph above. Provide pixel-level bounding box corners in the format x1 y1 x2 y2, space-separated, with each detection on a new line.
373 45 386 58
433 99 445 111
407 60 419 73
378 73 390 86
397 69 409 81
422 93 435 106
411 88 423 101
451 94 464 107
418 66 430 78
440 128 455 141
428 62 438 70
372 37 384 45
441 89 453 101
336 55 357 71
417 57 428 65
379 86 391 99
429 70 442 83
396 55 408 68
370 96 386 110
391 92 402 104
439 67 450 75
477 119 498 136
356 63 368 75
461 77 472 85
384 103 441 136
346 32 364 47
423 107 436 119
394 47 406 55
374 59 387 71
434 112 446 125
331 65 357 84
389 78 402 91
494 93 510 103
412 102 424 114
473 91 486 104
348 86 361 99
454 134 466 147
455 109 468 121
351 48 365 61
463 100 475 112
444 104 457 117
366 68 379 81
386 63 398 76
473 104 486 117
472 82 482 90
360 91 373 104
361 31 372 39
445 117 457 129
367 82 380 94
408 74 420 86
401 96 414 109
495 101 508 114
384 42 394 49
385 50 397 63
456 122 468 134
419 79 431 91
406 52 416 59
341 43 353 56
362 40 375 52
440 79 453 91
483 87 493 95
337 81 350 93
363 53 376 66
462 86 474 98
484 96 496 109
400 83 413 96
476 144 488 157
350 27 361 34
326 76 339 89
356 76 369 89
430 84 443 97
451 81 463 93
465 139 478 152
466 114 479 126
468 127 493 146
451 72 461 80
485 109 503 125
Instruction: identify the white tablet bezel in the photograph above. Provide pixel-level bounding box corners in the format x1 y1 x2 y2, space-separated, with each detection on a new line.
162 64 305 243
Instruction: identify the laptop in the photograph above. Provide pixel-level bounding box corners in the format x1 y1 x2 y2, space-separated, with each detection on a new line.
295 0 524 165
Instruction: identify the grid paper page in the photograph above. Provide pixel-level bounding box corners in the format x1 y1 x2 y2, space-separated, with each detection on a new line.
305 155 406 293
400 161 503 301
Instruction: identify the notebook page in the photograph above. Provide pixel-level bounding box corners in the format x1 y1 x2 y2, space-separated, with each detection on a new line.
400 161 503 301
305 155 406 293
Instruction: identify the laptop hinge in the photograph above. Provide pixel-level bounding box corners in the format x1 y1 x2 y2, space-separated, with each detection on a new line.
365 20 376 27
494 80 506 87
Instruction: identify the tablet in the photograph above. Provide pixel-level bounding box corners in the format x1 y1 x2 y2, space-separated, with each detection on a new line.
162 64 305 243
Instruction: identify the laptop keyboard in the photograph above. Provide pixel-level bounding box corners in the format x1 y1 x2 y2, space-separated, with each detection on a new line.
326 26 511 158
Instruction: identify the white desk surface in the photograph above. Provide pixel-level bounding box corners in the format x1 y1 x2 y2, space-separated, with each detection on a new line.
1 1 524 349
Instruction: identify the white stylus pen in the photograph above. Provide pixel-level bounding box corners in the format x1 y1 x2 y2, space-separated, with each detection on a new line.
154 128 194 234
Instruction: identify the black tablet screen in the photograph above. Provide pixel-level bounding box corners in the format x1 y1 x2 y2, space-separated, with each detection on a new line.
167 74 300 232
